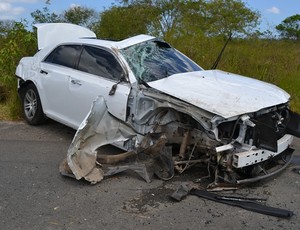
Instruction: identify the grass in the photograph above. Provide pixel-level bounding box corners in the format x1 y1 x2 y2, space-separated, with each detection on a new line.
0 93 22 121
171 36 300 112
0 104 11 120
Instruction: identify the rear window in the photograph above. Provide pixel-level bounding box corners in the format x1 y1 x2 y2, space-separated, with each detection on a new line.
44 45 81 68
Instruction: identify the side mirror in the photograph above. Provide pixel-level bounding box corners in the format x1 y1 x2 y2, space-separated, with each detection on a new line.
109 84 118 95
109 74 126 96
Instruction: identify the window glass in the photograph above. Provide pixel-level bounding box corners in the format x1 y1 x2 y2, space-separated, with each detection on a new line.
44 45 81 68
120 40 203 83
78 46 123 81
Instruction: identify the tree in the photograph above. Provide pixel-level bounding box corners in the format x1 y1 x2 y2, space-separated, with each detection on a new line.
31 4 100 30
276 14 300 40
30 6 63 24
115 0 200 37
63 6 99 29
147 0 194 37
107 0 259 39
0 22 36 117
204 0 260 38
95 5 159 40
0 20 14 37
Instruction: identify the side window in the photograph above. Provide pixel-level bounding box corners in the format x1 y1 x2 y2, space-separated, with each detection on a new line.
78 46 123 81
44 45 81 68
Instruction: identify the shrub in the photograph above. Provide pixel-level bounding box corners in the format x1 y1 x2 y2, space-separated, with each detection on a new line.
0 22 37 119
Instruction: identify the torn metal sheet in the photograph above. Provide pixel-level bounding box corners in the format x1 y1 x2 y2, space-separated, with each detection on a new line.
60 93 297 188
60 94 297 188
62 96 175 184
65 96 137 184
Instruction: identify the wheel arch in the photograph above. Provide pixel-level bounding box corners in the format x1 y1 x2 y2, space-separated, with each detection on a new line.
17 78 35 94
19 80 46 125
17 79 44 104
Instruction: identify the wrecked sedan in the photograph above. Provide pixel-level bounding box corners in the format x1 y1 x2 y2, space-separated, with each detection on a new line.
16 23 300 188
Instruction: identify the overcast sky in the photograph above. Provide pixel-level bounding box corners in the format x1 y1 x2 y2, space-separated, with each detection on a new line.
0 0 299 32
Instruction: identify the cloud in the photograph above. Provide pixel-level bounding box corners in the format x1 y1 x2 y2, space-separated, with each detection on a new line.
0 2 24 14
0 2 10 12
0 1 27 20
267 6 280 14
0 0 38 20
70 3 80 9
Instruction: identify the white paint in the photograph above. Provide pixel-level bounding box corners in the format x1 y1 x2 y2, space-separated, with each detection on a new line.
34 23 96 50
233 134 293 168
148 70 290 119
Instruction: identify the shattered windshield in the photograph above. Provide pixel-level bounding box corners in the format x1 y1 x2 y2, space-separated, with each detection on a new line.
120 40 203 83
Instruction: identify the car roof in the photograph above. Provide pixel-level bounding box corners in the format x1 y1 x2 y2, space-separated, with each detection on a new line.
75 34 156 50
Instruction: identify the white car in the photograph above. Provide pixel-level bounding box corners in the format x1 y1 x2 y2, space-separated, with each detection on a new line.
16 23 300 187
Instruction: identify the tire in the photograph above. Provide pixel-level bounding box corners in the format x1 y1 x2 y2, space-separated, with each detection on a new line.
20 83 46 125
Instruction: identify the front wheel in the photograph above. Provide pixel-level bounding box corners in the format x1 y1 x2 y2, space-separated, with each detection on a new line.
20 84 46 125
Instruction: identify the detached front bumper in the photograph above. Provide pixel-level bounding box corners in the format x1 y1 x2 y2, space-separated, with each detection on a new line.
229 134 294 185
233 134 293 168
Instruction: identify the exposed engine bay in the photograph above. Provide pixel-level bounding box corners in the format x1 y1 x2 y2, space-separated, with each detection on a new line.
60 94 300 190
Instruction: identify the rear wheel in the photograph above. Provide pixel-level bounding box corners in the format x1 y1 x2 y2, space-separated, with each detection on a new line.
21 84 46 125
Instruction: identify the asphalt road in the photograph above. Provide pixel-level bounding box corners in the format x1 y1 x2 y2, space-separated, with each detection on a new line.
0 121 299 230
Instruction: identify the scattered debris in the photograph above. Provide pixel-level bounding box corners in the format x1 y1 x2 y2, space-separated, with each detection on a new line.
190 188 294 218
169 183 293 218
170 183 190 201
292 168 300 174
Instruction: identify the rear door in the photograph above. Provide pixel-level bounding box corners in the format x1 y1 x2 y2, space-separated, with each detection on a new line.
39 44 83 127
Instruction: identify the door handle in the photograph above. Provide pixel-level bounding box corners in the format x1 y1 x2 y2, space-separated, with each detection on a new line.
71 79 82 86
40 70 48 75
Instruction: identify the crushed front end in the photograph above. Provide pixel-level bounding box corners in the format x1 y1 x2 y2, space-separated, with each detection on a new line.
61 93 300 190
210 104 298 188
127 90 300 189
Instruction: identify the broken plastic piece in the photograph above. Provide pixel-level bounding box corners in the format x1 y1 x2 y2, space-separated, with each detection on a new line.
170 183 190 201
190 188 294 218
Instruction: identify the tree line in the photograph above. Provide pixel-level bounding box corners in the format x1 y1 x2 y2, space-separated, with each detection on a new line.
1 0 299 40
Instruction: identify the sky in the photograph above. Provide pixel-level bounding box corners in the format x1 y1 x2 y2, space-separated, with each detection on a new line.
0 0 299 32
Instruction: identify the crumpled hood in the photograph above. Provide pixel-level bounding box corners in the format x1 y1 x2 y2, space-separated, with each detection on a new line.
147 70 290 119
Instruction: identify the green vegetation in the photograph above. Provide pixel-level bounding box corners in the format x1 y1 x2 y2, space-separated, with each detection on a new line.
276 14 300 40
172 36 300 111
0 22 37 120
0 0 299 120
